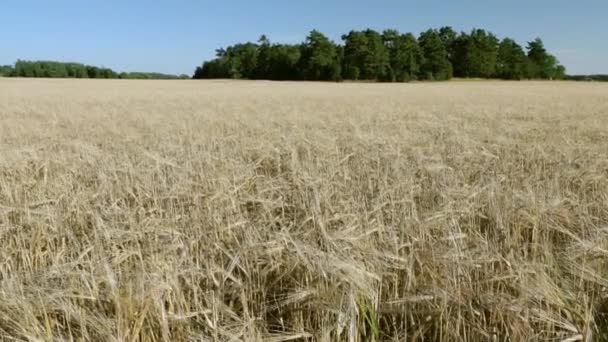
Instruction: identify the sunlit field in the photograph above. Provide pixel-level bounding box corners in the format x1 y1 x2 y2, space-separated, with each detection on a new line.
1 79 607 341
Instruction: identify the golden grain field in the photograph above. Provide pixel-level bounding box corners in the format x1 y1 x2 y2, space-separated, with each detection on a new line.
1 79 608 341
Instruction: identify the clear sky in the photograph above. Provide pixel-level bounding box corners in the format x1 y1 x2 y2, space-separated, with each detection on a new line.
1 0 606 75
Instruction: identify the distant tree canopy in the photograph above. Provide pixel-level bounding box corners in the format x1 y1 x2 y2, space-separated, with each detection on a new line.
567 74 608 82
193 27 567 81
451 28 498 78
1 60 186 79
382 30 424 82
496 38 528 80
0 65 14 76
418 29 453 80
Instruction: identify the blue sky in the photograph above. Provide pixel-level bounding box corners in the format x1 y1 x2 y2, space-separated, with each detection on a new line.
1 0 606 75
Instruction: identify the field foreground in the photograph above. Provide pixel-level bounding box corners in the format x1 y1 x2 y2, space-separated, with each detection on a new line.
1 79 608 341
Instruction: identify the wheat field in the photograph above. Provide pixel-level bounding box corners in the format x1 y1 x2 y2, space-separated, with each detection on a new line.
1 79 607 341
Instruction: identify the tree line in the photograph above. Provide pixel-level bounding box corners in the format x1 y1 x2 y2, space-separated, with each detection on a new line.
193 27 566 81
0 60 188 79
567 74 608 82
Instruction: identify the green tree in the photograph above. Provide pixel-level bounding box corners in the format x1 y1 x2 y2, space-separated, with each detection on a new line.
5 60 178 79
526 38 564 79
14 60 35 77
253 35 271 79
191 27 564 82
299 30 341 81
342 29 390 80
438 26 458 61
554 64 566 80
363 29 390 81
452 29 498 78
193 58 229 79
418 30 452 80
382 30 424 81
87 66 99 78
236 43 259 78
342 30 367 80
75 65 88 78
495 38 527 79
267 44 301 80
0 65 13 76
